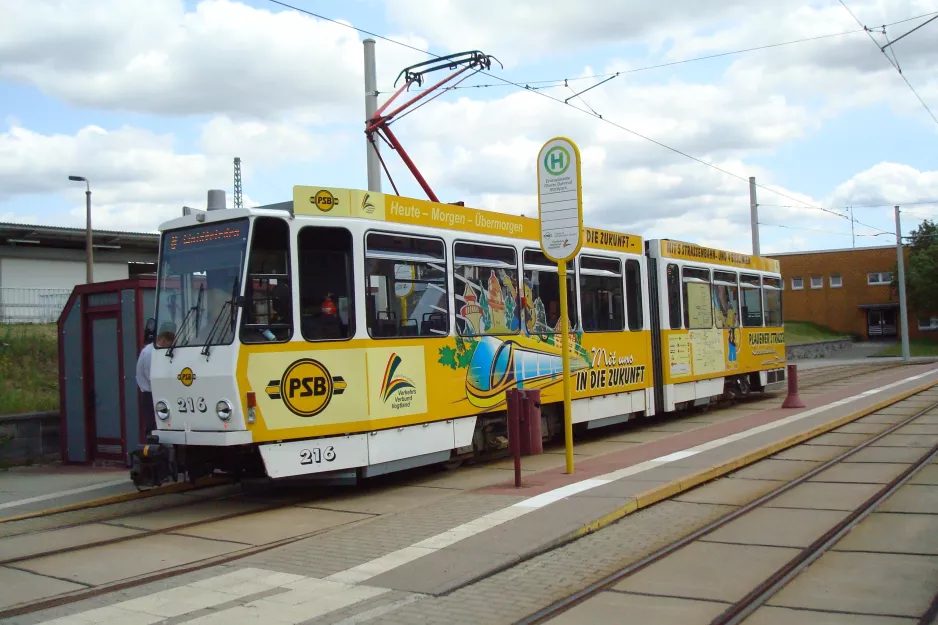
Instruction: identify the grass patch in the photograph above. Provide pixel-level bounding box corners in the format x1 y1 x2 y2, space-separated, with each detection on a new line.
784 321 850 345
873 337 938 357
0 324 59 415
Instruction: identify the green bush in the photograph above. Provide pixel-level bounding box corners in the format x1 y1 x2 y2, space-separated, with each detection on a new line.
0 324 59 415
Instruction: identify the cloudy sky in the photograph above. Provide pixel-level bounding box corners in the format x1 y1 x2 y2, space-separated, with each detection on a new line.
1 0 937 254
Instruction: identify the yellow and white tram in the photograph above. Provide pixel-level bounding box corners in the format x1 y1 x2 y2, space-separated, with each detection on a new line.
135 185 785 485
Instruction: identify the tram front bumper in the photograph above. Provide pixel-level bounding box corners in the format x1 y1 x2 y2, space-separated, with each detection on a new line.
154 430 254 446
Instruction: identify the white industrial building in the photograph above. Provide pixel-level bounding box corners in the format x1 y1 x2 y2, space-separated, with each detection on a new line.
0 223 159 323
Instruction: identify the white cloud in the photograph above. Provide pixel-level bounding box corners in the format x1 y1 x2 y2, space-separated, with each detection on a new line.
0 0 427 121
385 0 758 64
0 118 341 232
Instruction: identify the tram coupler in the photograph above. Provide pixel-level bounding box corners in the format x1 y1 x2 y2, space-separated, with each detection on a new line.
129 436 178 489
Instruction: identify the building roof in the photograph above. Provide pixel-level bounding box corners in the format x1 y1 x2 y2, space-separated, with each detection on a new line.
0 222 159 251
767 243 903 257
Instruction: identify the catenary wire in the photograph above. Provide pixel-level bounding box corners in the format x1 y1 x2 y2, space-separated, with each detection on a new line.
838 0 938 129
266 0 899 231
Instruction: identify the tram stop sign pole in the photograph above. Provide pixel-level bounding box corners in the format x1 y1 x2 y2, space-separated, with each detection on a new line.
537 137 583 474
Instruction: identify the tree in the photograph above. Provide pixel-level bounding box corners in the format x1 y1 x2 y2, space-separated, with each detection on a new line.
905 219 938 318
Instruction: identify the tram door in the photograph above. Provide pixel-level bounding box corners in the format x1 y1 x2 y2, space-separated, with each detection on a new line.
87 313 125 462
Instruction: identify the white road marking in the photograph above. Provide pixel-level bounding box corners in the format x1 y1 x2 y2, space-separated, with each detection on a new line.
0 479 127 511
32 568 387 625
331 595 425 625
186 578 388 624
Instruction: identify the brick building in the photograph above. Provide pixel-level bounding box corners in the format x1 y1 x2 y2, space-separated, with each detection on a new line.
769 245 937 341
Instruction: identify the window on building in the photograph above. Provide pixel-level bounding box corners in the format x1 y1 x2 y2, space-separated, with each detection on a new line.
868 272 894 285
712 270 739 330
365 232 448 338
298 226 354 341
740 273 764 327
522 250 576 334
241 217 293 343
454 242 519 336
810 275 823 289
625 259 644 331
763 276 783 327
791 277 804 290
578 255 624 332
666 263 682 330
830 274 842 288
682 267 713 330
918 316 938 331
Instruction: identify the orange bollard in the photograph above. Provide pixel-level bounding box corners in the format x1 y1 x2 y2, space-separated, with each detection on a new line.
781 364 806 409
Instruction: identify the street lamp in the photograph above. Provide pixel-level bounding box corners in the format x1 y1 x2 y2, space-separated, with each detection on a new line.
68 175 93 284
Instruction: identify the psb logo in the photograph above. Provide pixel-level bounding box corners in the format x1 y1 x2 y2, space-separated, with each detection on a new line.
266 359 347 417
310 190 339 212
177 367 196 387
361 192 376 215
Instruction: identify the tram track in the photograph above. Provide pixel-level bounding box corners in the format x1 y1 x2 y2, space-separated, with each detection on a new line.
518 391 938 625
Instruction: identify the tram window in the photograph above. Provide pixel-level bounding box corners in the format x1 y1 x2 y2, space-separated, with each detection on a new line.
241 217 293 343
365 232 448 338
666 263 682 330
740 273 764 327
522 249 577 334
712 270 740 330
454 242 519 336
682 267 713 330
298 226 354 341
762 276 783 327
625 259 643 331
579 256 624 332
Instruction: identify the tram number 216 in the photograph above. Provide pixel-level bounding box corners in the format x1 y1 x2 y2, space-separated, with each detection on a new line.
300 447 336 465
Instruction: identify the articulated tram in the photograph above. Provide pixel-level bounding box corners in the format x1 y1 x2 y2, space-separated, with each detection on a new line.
133 186 786 485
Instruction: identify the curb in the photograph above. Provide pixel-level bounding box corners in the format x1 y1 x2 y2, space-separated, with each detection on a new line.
0 475 231 524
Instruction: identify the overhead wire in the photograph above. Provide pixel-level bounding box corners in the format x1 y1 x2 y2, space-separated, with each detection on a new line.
267 0 902 233
758 222 853 236
381 28 872 95
838 0 938 129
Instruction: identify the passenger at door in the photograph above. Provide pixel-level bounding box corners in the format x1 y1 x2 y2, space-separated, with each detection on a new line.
136 331 174 436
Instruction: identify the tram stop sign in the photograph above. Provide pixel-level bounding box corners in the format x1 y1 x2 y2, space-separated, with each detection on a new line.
537 137 583 262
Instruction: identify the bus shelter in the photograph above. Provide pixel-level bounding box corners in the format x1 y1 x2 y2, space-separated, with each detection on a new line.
58 277 156 464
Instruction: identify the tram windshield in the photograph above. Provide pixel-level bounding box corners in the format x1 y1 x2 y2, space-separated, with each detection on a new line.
154 219 249 350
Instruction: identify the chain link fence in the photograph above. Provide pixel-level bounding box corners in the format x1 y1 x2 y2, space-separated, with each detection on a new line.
0 288 72 324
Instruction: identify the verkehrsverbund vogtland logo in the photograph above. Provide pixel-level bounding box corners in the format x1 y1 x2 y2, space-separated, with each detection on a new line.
380 352 415 402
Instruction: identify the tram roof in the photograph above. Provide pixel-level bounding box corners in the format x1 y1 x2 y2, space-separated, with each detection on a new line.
274 186 644 256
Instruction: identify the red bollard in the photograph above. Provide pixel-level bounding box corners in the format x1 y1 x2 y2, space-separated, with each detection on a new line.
506 388 522 487
520 389 543 456
781 363 806 409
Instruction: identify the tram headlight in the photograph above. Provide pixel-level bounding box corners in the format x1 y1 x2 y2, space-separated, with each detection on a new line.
155 401 170 421
216 400 232 421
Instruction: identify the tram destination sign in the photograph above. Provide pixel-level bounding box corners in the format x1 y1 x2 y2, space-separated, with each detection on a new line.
537 137 583 263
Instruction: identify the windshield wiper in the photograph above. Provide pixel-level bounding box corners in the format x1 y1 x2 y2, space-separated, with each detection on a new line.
201 279 240 359
166 283 204 360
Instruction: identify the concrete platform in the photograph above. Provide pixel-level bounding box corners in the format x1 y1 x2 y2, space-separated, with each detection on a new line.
5 363 938 624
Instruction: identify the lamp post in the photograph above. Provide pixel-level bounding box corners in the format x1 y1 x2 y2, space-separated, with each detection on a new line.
68 175 93 284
